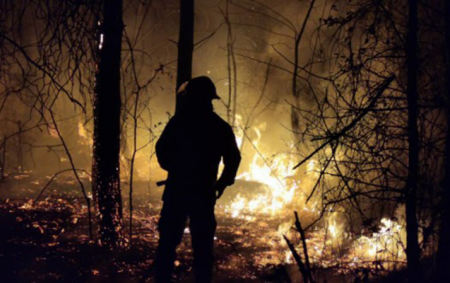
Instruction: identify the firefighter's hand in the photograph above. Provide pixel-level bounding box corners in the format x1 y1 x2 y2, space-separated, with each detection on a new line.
215 180 227 199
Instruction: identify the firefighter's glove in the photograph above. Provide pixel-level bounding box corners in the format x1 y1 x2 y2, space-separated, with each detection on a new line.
215 180 227 199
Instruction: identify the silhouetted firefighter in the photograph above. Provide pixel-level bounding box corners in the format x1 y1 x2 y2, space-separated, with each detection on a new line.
154 76 241 283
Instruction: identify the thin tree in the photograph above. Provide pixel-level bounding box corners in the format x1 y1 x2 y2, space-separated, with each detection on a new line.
222 0 238 125
291 0 315 147
405 0 422 280
175 0 194 112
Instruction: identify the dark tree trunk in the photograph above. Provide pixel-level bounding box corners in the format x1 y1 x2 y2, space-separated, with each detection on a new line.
405 0 422 281
92 0 124 247
437 0 450 281
175 0 194 112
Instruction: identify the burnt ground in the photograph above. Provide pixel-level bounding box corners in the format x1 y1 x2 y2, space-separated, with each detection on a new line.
0 174 402 283
0 175 294 283
0 198 287 283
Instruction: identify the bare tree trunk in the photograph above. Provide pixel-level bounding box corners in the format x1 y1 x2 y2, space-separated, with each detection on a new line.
175 0 194 112
92 0 124 247
436 0 450 280
405 0 422 281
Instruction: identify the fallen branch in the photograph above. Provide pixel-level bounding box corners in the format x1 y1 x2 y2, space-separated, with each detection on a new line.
294 211 314 283
284 234 309 283
34 168 91 203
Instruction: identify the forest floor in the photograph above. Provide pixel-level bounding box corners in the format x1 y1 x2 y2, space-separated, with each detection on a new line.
0 173 401 283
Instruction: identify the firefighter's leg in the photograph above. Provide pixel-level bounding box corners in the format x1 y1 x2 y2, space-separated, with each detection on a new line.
189 198 217 283
155 200 187 283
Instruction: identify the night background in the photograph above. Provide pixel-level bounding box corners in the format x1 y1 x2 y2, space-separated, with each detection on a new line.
0 0 449 282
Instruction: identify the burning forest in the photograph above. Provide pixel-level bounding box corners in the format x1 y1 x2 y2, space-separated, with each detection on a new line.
0 0 449 282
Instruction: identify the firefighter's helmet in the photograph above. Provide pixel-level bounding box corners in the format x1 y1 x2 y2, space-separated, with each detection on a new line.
178 76 220 100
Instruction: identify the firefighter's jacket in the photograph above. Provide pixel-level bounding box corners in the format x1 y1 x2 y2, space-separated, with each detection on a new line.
156 110 241 200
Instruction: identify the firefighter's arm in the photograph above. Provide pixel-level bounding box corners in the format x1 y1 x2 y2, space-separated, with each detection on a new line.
216 126 241 198
155 119 176 171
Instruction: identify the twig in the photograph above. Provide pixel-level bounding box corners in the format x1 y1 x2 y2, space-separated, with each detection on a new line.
34 168 91 203
49 111 93 240
293 75 395 170
0 32 85 111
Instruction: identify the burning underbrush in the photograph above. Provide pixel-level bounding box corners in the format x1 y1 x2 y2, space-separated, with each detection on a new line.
214 135 408 278
0 167 411 282
217 179 408 275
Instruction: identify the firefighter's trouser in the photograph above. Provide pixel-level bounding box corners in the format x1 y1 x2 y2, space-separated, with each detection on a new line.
154 196 217 283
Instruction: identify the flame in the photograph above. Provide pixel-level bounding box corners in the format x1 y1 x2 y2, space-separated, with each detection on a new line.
234 114 245 148
351 213 407 269
78 122 92 146
306 159 317 175
227 116 300 218
221 114 409 272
